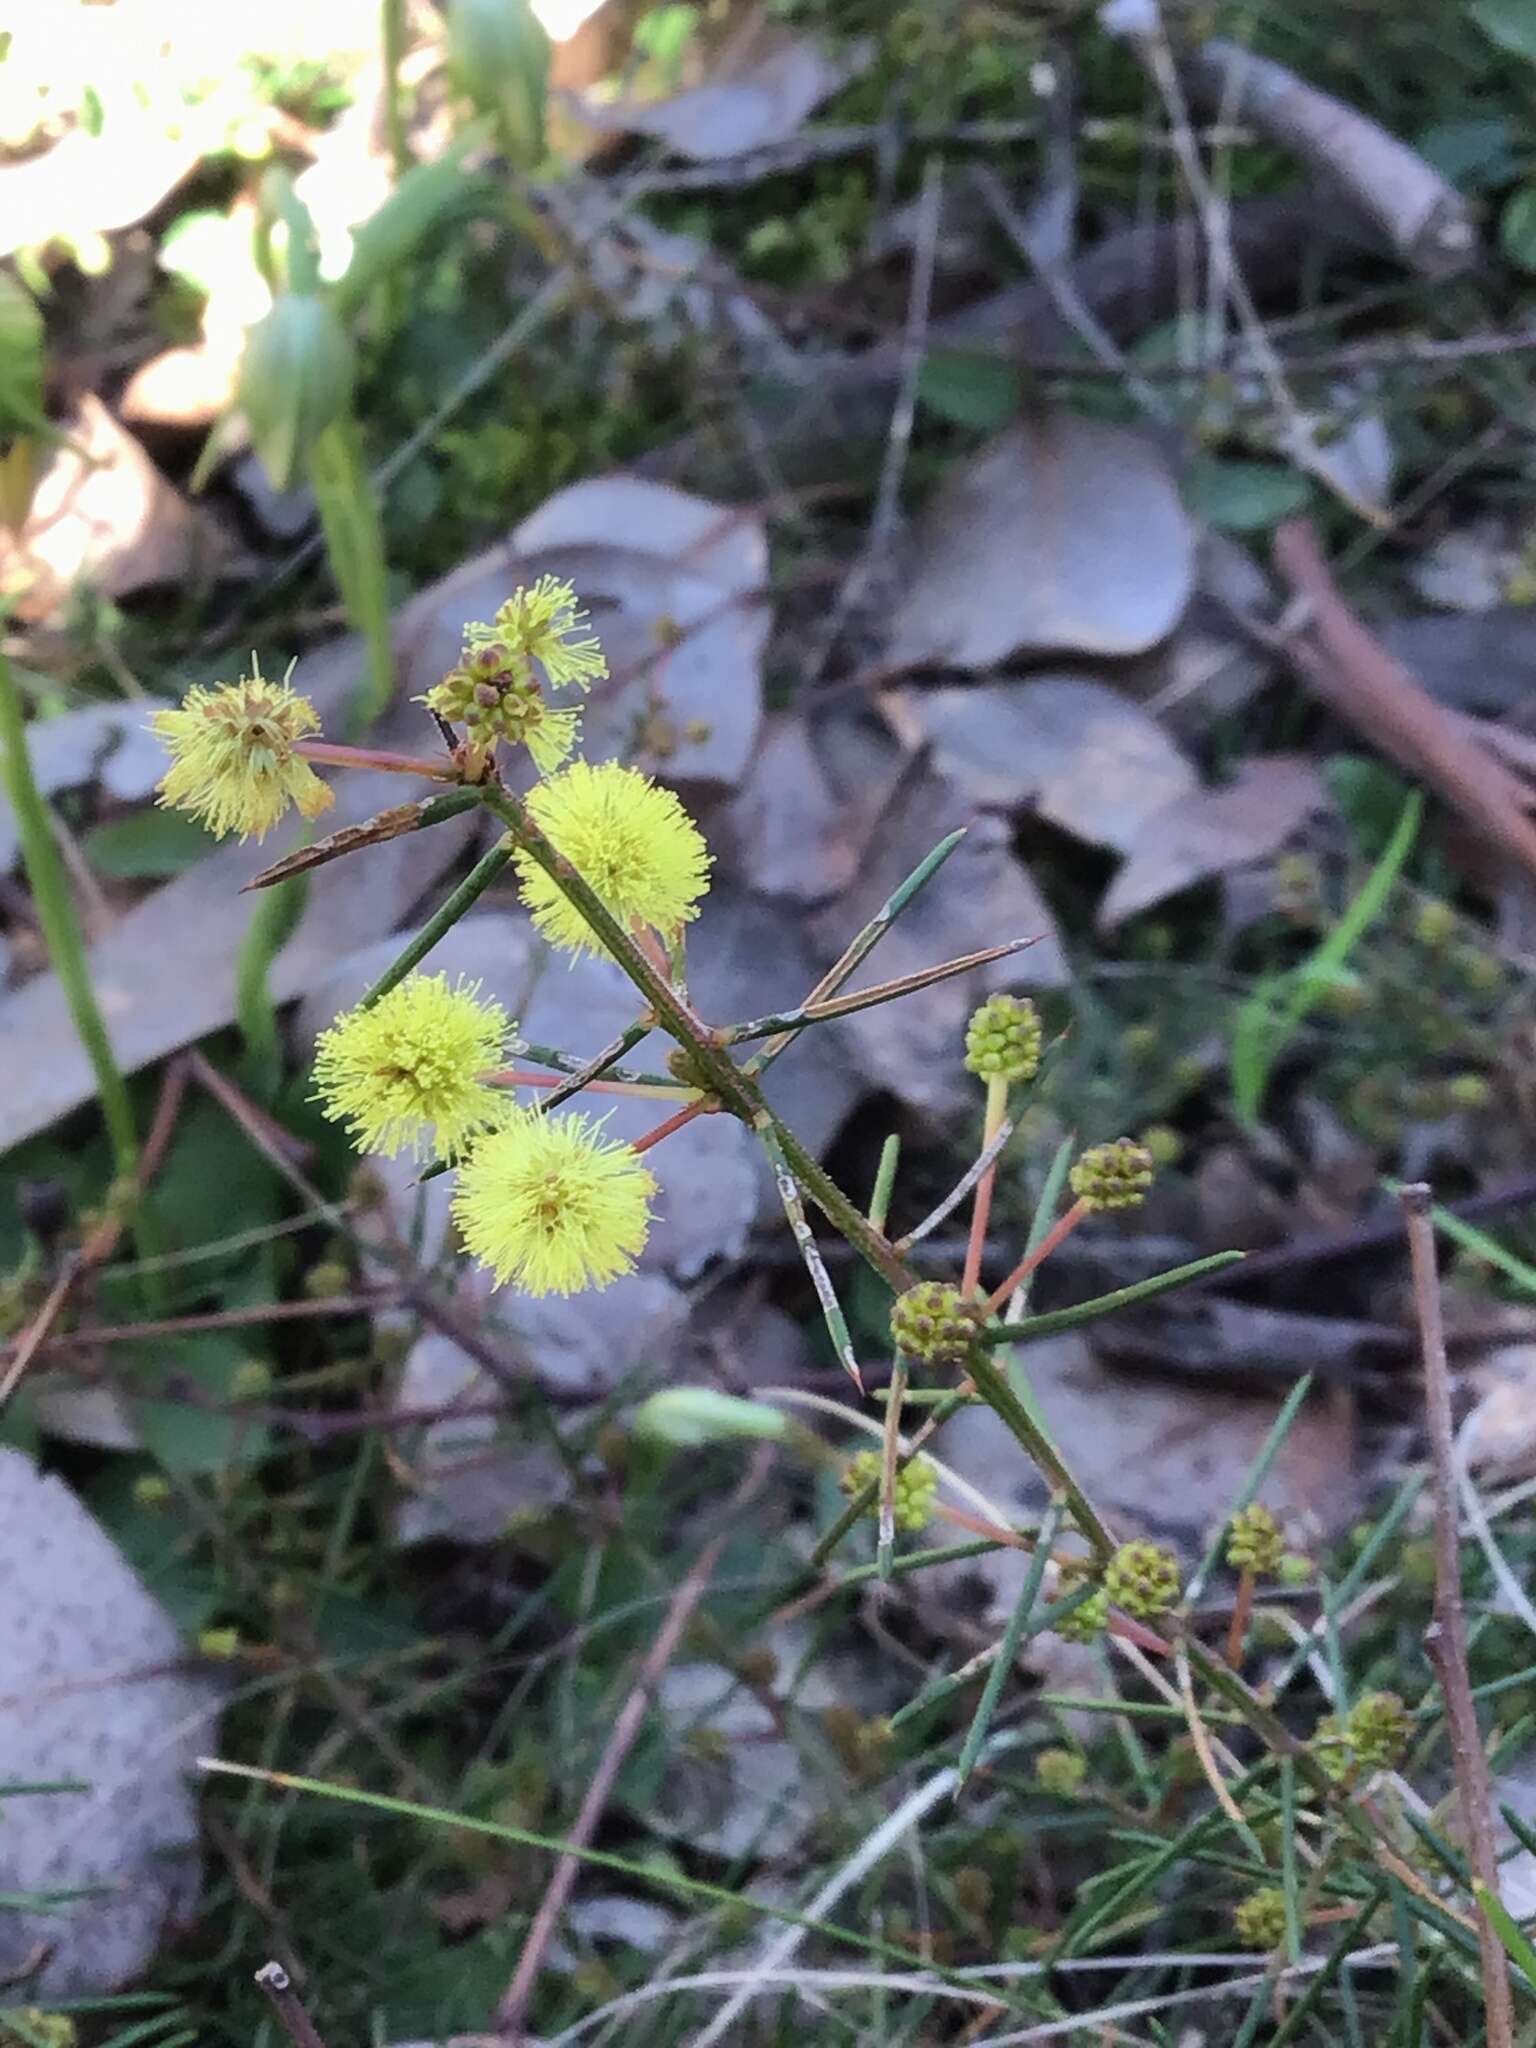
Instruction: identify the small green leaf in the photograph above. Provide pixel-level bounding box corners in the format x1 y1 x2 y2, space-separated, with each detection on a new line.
1184 456 1311 534
631 1386 788 1449
1472 0 1536 64
1473 1880 1536 1997
134 1334 272 1474
86 807 212 879
917 349 1023 430
1501 186 1536 274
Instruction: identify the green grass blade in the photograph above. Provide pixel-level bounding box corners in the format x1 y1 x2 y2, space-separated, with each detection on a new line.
1232 790 1421 1126
956 1502 1061 1787
1474 1880 1536 1998
1188 1371 1314 1601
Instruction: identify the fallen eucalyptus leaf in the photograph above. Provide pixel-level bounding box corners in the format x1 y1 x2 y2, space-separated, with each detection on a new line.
885 413 1195 669
808 767 1068 1120
1097 756 1328 929
0 395 236 624
0 1449 222 1993
891 675 1197 852
573 27 872 162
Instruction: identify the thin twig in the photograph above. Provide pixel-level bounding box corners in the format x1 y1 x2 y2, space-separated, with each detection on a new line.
254 1961 330 2048
0 1256 81 1411
982 1198 1089 1316
962 1076 1010 1301
1400 1182 1514 2048
793 154 944 691
895 1116 1014 1255
494 1449 773 2041
537 1016 655 1114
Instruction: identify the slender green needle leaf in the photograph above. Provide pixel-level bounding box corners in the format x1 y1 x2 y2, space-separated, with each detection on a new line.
1474 1881 1536 1998
957 1502 1062 1786
982 1252 1246 1346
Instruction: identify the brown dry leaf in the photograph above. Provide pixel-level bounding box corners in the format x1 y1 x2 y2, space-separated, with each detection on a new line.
572 25 873 162
0 396 234 623
0 1449 222 1993
1096 755 1328 929
719 713 859 902
808 766 1068 1119
1465 1344 1536 1482
1374 609 1536 715
887 675 1197 851
884 414 1195 670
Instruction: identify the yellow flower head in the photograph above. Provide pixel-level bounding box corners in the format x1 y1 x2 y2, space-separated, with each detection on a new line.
482 575 608 691
151 666 334 842
515 759 712 957
452 1109 657 1296
422 576 606 773
312 972 510 1160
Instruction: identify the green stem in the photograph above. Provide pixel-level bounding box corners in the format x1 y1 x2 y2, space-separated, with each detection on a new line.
235 870 309 1101
0 649 138 1181
358 839 514 1010
966 1346 1115 1559
477 785 908 1290
381 0 411 177
308 414 393 733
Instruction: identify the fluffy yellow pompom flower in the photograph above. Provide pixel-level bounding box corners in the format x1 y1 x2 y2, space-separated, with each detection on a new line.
515 759 711 957
423 576 607 774
312 972 510 1159
452 1109 657 1295
151 667 334 842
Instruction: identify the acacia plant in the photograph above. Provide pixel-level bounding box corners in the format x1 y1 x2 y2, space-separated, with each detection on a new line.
152 581 1472 1976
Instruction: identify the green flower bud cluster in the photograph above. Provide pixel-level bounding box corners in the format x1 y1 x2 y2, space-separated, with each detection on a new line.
1104 1539 1181 1618
431 639 551 755
238 294 356 491
840 1447 939 1532
1055 1583 1110 1642
1069 1138 1155 1212
1346 1690 1412 1770
1226 1502 1285 1577
1310 1690 1413 1780
890 1280 980 1367
964 994 1042 1084
1035 1747 1086 1796
1233 1885 1289 1950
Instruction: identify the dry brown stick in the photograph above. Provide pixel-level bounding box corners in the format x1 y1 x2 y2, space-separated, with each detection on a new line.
254 1961 330 2048
494 1447 774 2041
1400 1182 1515 2047
1183 39 1473 276
1275 519 1536 893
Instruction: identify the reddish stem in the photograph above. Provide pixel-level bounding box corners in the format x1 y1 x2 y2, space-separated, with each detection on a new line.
983 1197 1090 1317
293 738 459 780
631 1099 710 1156
1225 1567 1257 1668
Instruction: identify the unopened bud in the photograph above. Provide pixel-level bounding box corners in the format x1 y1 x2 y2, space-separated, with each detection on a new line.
239 293 356 490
